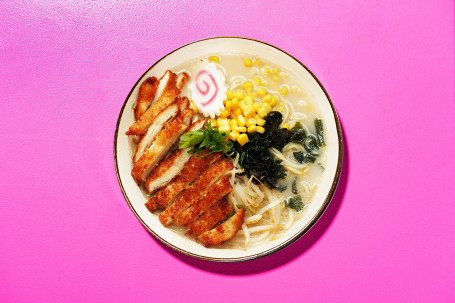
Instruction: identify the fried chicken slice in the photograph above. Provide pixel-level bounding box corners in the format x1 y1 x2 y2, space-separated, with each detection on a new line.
186 197 231 237
144 119 206 193
159 158 234 226
131 109 193 183
198 208 245 247
126 71 179 136
175 176 232 226
144 151 222 212
133 97 189 163
135 77 158 120
176 72 190 90
150 70 177 106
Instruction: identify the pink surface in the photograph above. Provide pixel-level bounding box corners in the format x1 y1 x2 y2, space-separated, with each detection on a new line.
1 1 454 302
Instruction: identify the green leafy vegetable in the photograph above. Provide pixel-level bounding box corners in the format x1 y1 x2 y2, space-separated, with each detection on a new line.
179 123 232 156
314 117 325 146
293 151 317 163
292 178 298 194
285 195 304 212
179 129 205 148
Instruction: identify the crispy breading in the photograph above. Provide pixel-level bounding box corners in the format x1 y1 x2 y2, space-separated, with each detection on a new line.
131 109 193 183
144 151 222 212
133 103 178 163
176 72 190 90
175 176 232 226
133 97 189 163
198 208 245 247
126 75 179 136
152 70 176 104
159 158 234 226
144 119 206 193
135 77 158 120
186 197 231 237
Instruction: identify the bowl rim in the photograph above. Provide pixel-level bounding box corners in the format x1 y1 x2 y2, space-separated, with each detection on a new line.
114 36 343 262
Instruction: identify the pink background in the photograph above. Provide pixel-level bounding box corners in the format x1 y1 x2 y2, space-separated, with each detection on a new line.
1 1 454 302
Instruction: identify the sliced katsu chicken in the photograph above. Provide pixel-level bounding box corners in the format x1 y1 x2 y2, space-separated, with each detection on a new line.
176 72 189 90
186 197 231 237
135 76 158 120
198 208 245 247
133 97 189 163
126 72 179 136
131 109 193 183
144 119 206 193
144 151 222 212
175 176 232 226
159 158 234 226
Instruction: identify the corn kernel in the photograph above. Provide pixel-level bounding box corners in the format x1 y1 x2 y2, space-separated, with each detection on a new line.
229 131 240 141
279 85 289 96
189 103 198 114
270 95 278 107
237 133 249 146
242 81 253 91
253 76 262 86
239 100 247 112
256 118 266 126
208 55 220 63
256 87 267 96
209 119 217 127
272 75 279 82
256 126 265 134
247 125 257 133
257 108 268 118
219 110 230 118
281 123 290 130
247 91 253 96
262 94 272 103
260 67 271 76
262 102 272 113
237 115 246 127
253 59 261 66
225 100 232 112
244 57 252 68
226 90 233 99
230 98 239 110
230 119 238 130
271 67 279 74
233 108 242 117
253 103 261 111
246 118 257 127
243 96 253 104
243 105 256 118
234 90 245 100
261 80 267 86
218 125 230 133
217 118 229 126
235 126 247 132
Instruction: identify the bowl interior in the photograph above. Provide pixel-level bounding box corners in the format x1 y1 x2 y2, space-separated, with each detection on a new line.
115 37 342 262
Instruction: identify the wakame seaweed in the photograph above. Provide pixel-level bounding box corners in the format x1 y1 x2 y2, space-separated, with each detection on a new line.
231 111 288 188
232 111 326 189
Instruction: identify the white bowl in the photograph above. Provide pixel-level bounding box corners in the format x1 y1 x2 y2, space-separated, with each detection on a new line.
114 37 343 262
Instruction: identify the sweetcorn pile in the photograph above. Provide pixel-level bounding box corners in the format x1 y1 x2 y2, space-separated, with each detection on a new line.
191 56 297 146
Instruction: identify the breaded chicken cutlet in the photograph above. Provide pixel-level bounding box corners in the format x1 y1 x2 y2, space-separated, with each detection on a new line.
127 70 244 247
